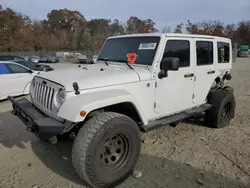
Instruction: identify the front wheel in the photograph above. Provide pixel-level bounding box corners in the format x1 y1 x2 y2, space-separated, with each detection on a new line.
72 112 141 188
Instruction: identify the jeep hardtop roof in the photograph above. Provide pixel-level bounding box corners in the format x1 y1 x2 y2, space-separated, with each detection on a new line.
108 33 231 42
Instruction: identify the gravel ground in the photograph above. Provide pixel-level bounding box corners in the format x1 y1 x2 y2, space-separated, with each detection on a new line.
0 58 250 188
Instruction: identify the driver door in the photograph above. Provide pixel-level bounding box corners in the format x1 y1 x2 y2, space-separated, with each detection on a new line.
154 38 195 116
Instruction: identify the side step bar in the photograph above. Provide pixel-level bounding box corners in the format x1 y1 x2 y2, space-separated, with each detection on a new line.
140 104 211 133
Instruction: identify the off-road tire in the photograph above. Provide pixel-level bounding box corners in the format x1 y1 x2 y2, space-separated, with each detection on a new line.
72 112 141 188
205 89 236 128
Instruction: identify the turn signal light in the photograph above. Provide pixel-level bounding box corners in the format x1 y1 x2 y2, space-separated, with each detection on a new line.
80 110 87 117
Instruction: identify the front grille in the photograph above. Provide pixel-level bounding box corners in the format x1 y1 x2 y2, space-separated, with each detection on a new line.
32 80 55 112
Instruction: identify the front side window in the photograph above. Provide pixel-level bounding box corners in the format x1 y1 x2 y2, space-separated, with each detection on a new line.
98 36 161 66
6 63 30 74
196 41 214 66
0 64 10 74
162 40 190 68
218 42 230 63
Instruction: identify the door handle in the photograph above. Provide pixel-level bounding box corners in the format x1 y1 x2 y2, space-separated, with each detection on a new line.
184 73 194 78
207 70 215 74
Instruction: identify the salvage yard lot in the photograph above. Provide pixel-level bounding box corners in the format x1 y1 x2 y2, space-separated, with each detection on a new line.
0 58 250 188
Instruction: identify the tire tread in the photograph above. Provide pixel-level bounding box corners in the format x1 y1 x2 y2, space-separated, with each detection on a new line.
72 112 140 188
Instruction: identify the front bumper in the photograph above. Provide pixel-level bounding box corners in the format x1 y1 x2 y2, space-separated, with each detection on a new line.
8 96 65 140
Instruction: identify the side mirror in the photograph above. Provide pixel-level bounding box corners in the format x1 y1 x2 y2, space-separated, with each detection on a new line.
158 57 180 79
29 69 33 74
161 57 180 71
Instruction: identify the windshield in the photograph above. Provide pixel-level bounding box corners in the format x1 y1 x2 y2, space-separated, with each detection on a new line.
97 36 161 66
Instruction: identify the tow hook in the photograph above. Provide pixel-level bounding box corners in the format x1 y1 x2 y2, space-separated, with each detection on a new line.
48 136 58 144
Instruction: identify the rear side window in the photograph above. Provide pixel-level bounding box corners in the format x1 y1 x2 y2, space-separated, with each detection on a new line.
218 42 230 63
0 64 10 74
163 40 190 67
17 61 27 67
6 63 30 73
196 41 214 66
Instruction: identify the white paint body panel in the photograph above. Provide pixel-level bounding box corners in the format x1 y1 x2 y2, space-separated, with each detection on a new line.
154 37 195 115
58 89 149 124
36 63 144 91
28 33 233 126
0 61 38 100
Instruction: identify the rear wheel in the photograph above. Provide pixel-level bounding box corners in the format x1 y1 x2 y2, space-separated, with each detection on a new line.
205 89 236 128
72 112 141 188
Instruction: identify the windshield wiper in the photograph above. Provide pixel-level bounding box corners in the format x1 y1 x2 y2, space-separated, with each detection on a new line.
110 59 134 70
97 57 109 66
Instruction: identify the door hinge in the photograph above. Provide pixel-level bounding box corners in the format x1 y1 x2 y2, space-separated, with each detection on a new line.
155 81 157 87
154 102 157 108
192 94 195 99
194 76 196 81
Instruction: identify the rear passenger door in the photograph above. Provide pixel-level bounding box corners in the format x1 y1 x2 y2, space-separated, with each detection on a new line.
193 40 216 104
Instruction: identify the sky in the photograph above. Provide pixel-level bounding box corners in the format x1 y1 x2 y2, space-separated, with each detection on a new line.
1 0 250 31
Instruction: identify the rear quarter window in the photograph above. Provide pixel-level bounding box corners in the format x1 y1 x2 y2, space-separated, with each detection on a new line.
0 64 10 74
217 42 230 63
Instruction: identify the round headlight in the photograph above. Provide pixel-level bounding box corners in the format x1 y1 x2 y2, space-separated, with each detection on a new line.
56 88 66 104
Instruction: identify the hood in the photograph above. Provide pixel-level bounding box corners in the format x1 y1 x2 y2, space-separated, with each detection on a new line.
35 63 152 91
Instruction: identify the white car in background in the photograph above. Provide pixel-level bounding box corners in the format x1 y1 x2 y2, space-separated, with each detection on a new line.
92 55 98 63
0 61 39 100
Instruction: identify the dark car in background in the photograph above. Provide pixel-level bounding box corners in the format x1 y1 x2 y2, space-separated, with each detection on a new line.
39 55 59 63
11 60 54 72
28 55 40 63
0 55 26 61
48 56 59 63
39 56 49 63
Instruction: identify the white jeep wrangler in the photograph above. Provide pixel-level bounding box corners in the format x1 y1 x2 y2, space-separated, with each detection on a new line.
8 33 235 188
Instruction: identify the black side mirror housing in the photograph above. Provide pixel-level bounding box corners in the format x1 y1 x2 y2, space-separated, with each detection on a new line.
161 57 180 71
158 57 180 79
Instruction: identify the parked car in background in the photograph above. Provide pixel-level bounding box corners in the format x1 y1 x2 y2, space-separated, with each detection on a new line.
39 56 49 63
77 54 88 64
21 56 29 61
48 56 59 63
0 61 38 100
11 60 54 72
92 55 98 63
0 55 26 61
28 55 40 63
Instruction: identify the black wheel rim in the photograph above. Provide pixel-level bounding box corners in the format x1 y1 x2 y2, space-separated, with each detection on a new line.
221 102 231 123
100 134 129 172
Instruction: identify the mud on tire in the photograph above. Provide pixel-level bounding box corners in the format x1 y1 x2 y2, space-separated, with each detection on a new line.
72 112 141 188
205 89 236 128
